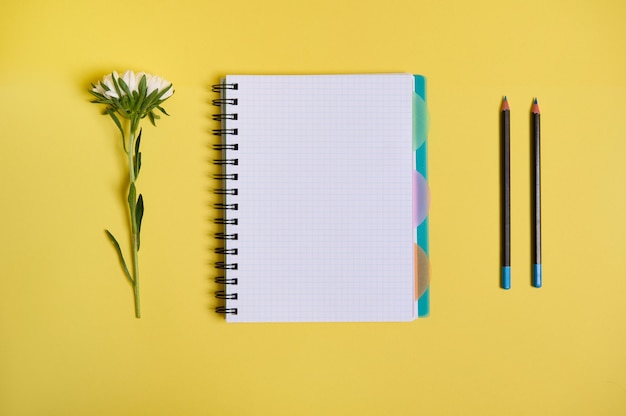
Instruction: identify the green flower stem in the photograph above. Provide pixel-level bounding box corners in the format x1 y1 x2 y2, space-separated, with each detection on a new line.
128 116 141 318
91 70 173 318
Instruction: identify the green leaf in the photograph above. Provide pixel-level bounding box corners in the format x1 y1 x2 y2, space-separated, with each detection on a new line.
141 85 172 116
120 95 131 113
156 105 169 116
111 74 123 99
131 91 142 114
154 84 173 101
105 107 124 132
118 77 131 97
136 194 144 250
135 152 142 178
134 129 142 178
128 182 136 211
148 112 156 126
105 230 134 286
110 97 122 112
138 75 147 98
89 89 106 101
139 89 160 115
105 108 125 143
135 128 142 153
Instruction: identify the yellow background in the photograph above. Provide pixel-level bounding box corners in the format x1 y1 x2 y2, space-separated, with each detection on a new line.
1 0 625 414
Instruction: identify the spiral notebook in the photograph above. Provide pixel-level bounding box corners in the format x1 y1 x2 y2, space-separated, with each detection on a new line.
212 73 430 322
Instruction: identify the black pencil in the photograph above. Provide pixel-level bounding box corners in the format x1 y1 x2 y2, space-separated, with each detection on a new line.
532 98 542 288
501 96 511 289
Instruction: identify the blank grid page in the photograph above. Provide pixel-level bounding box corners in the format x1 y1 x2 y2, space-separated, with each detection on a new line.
223 74 414 322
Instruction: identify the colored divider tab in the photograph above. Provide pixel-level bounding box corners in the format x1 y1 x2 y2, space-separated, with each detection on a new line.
413 75 430 318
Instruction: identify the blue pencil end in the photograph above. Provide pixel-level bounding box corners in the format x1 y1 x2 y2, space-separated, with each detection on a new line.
533 264 542 288
501 267 511 290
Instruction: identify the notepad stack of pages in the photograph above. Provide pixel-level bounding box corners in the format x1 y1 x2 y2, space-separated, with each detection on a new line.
212 73 430 322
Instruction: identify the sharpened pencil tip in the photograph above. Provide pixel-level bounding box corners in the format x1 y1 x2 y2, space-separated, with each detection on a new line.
532 98 540 114
501 96 510 111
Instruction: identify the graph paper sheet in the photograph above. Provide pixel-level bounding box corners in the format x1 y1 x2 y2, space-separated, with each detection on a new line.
217 74 418 322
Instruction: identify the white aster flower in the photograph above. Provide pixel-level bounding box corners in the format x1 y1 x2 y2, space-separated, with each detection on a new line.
90 69 174 124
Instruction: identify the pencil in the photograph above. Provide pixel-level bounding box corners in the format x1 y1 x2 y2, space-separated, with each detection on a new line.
501 96 511 289
532 98 542 288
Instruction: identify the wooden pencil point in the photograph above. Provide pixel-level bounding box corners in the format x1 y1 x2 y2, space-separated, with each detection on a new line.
532 98 540 114
501 96 510 111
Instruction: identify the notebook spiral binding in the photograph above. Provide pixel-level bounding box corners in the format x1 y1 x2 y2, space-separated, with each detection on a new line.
212 82 239 316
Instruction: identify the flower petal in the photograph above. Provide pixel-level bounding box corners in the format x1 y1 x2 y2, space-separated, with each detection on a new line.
92 82 106 95
160 84 174 100
122 70 137 92
146 75 160 95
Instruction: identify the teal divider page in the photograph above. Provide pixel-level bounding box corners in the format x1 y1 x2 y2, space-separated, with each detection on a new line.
414 75 430 317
